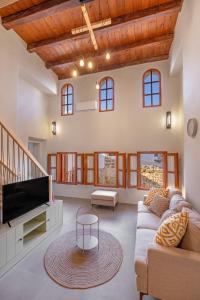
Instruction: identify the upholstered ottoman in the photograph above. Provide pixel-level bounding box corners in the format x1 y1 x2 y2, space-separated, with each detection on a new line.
91 190 118 209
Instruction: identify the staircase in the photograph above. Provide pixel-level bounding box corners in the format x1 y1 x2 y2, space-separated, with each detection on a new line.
0 120 50 206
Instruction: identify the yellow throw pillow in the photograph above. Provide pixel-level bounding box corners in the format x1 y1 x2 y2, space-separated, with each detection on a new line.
144 188 168 206
155 211 189 247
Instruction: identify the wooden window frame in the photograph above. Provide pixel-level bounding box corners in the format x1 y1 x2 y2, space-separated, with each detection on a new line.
83 153 95 185
143 69 161 108
57 152 77 185
137 151 167 190
47 153 57 182
127 153 137 188
118 153 126 188
167 153 179 188
61 83 74 116
99 77 114 112
77 153 84 184
94 151 119 188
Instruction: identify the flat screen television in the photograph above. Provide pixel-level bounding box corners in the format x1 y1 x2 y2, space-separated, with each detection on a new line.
2 176 49 224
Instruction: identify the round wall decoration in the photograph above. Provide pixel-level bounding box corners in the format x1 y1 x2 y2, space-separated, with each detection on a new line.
187 118 198 138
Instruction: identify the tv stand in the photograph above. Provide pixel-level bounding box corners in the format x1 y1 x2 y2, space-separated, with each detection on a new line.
0 200 63 278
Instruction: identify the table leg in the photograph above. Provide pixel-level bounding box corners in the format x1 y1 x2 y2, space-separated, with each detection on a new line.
83 225 85 253
90 224 91 237
76 221 78 242
98 219 99 250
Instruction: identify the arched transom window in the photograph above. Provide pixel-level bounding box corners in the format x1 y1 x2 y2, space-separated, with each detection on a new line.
99 77 114 112
61 84 74 116
143 69 161 107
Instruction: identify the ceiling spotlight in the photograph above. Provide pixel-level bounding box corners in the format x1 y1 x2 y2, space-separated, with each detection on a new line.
96 81 100 90
88 61 93 69
72 70 78 77
106 52 111 60
79 59 85 67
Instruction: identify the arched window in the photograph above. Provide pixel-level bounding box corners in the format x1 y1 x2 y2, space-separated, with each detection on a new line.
143 69 161 107
61 84 74 116
99 77 114 112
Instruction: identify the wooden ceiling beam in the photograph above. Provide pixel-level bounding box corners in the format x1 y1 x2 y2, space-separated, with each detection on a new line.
2 0 94 30
46 33 173 69
58 54 169 80
27 0 182 53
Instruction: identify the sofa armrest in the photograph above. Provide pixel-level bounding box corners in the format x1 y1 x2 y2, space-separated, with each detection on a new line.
147 243 200 300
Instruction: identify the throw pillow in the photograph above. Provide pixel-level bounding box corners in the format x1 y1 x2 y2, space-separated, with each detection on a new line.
180 207 200 252
169 194 185 210
160 208 177 225
155 211 189 247
167 187 182 201
144 188 168 206
148 195 169 217
176 200 192 212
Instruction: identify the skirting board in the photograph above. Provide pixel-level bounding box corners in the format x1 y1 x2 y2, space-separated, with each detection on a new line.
76 101 98 111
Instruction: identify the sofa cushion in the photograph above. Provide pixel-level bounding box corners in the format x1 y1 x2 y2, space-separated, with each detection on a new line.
144 188 168 206
167 186 182 200
180 207 200 252
137 212 160 230
169 194 185 210
138 201 150 213
135 228 156 293
155 211 189 247
160 208 177 224
148 195 169 217
176 200 192 212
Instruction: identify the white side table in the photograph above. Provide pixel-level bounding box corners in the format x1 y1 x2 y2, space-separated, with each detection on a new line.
76 213 99 252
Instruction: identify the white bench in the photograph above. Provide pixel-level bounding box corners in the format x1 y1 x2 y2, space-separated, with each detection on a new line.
91 190 118 209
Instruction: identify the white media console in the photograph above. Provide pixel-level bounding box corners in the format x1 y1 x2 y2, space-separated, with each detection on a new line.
0 200 63 277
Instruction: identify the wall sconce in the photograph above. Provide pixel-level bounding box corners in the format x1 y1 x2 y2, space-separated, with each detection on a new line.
51 121 57 135
166 111 172 129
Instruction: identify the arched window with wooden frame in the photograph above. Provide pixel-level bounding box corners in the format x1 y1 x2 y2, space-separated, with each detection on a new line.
143 69 161 107
61 83 74 116
99 77 114 112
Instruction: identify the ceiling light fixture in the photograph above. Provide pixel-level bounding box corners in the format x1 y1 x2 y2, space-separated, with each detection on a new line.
72 70 78 77
106 52 111 60
88 61 93 69
79 59 85 67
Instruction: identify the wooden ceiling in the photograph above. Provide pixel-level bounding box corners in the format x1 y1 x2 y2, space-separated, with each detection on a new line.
0 0 183 80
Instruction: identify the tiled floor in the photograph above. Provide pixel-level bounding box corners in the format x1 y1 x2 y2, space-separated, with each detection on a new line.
0 198 156 300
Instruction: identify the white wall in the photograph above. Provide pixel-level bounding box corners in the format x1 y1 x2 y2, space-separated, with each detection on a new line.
0 24 57 147
170 0 200 211
48 60 182 204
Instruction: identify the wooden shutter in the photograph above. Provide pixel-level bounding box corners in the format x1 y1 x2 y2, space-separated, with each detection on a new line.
56 152 77 184
77 153 84 184
167 153 179 188
127 153 137 188
84 153 95 185
47 154 57 182
118 153 126 188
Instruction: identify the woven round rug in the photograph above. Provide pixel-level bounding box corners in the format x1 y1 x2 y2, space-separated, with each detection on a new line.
44 230 123 289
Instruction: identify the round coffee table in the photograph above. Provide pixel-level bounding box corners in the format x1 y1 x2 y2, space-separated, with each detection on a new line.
76 213 99 252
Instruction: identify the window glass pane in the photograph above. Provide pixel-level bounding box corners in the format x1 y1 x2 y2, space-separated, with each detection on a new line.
144 83 151 95
144 95 151 107
62 95 68 105
101 90 107 100
144 72 151 83
62 87 67 95
67 94 73 105
152 71 159 82
68 105 73 114
152 82 160 94
107 79 113 88
107 100 113 110
140 153 164 189
101 80 106 89
100 101 106 111
152 94 160 106
107 88 113 99
98 153 117 186
68 85 73 94
62 105 67 115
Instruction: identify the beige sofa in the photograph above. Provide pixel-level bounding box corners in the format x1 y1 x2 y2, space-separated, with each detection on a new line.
135 191 200 300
